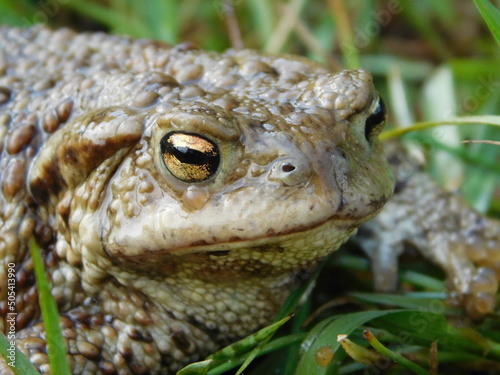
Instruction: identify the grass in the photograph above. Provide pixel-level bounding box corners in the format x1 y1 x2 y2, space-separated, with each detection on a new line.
0 0 499 374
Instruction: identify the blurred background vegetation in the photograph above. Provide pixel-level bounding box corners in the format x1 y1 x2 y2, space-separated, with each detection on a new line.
1 1 500 374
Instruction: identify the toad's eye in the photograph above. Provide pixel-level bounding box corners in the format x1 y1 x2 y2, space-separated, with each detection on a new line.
365 96 387 143
160 132 220 183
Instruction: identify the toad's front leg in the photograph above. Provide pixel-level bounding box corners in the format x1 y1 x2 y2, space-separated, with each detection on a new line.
357 147 500 319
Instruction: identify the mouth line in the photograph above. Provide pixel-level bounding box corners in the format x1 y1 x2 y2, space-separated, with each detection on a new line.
164 215 362 256
105 214 366 276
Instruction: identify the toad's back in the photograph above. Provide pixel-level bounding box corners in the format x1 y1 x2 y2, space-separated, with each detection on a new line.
0 26 393 373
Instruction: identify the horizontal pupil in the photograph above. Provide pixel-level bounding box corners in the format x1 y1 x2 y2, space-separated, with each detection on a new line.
169 143 218 166
160 132 221 182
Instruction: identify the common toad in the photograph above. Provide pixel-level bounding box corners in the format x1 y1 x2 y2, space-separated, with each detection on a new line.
0 26 498 374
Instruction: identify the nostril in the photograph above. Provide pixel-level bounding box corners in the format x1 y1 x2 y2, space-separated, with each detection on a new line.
281 163 296 173
268 158 312 186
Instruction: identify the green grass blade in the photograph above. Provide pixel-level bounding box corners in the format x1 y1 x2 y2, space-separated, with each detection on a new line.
0 0 37 25
380 115 500 140
461 128 500 211
295 310 403 374
329 0 359 68
473 0 500 45
282 299 311 375
350 292 461 313
363 330 429 375
197 333 307 375
295 309 500 374
178 315 292 375
29 240 71 374
247 0 275 46
371 311 500 358
210 315 292 363
398 0 450 60
64 0 126 30
133 0 180 43
400 270 446 291
388 65 414 127
264 0 308 53
0 333 40 375
234 315 292 375
274 261 325 322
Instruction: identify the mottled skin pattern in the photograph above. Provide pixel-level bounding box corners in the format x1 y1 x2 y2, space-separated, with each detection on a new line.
0 26 394 374
0 26 499 375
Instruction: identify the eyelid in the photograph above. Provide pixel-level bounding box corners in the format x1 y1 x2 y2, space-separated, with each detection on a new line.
364 96 387 143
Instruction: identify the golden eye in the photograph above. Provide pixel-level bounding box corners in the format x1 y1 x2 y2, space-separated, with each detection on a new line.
365 96 387 143
160 132 220 183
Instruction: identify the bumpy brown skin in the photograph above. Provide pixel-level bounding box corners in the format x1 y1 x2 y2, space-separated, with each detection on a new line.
0 27 395 374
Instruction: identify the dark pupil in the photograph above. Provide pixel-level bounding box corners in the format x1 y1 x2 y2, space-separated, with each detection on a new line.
169 144 216 166
160 133 220 173
365 98 386 141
